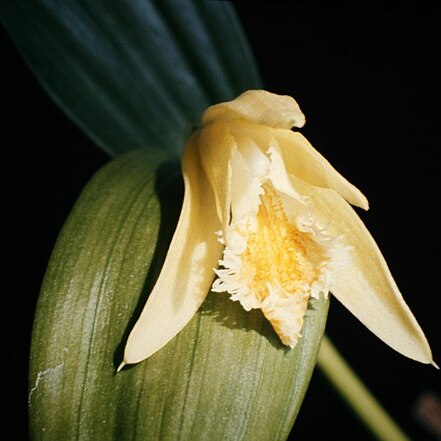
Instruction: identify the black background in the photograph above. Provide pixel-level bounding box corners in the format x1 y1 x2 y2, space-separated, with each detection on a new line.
3 2 440 440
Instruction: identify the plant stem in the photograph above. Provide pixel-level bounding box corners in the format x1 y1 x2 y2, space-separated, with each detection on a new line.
317 335 411 441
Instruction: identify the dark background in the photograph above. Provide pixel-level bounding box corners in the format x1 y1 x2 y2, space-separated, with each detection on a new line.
3 2 440 440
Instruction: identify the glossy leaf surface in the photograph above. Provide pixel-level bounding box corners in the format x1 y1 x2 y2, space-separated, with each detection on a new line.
0 0 261 157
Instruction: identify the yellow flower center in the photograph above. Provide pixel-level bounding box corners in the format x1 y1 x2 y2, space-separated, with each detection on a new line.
242 186 323 303
213 183 331 348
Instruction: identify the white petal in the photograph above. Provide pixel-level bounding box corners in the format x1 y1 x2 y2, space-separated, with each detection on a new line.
275 129 369 210
291 175 432 363
122 136 223 365
234 133 270 179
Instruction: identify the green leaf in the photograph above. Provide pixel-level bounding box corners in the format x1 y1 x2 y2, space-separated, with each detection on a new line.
0 0 262 157
29 149 329 441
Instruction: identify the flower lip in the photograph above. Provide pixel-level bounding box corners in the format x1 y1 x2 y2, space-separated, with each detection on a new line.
211 133 351 349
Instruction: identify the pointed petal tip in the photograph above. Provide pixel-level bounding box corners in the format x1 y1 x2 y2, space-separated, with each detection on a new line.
359 196 370 211
348 191 369 211
431 360 439 370
116 361 126 373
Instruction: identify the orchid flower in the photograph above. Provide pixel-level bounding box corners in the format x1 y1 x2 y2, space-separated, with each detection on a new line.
120 90 433 368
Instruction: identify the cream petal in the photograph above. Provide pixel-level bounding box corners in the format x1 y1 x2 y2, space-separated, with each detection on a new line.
225 120 368 211
234 133 270 179
197 123 234 229
202 90 305 129
229 147 263 221
275 129 369 210
291 175 432 363
267 142 308 203
122 138 223 365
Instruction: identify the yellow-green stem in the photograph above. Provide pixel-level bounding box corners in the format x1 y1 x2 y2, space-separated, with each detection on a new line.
317 335 410 441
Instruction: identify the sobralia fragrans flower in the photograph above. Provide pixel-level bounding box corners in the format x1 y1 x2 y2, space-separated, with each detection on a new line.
119 90 433 369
